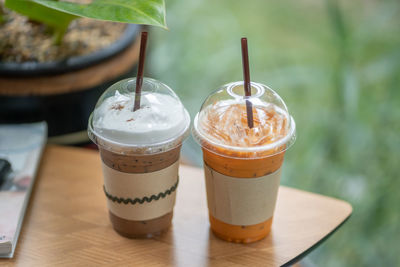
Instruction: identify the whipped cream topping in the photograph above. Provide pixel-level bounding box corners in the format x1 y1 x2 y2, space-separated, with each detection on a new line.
93 91 189 145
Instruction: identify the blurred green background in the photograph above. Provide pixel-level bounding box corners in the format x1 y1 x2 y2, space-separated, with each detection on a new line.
148 0 400 266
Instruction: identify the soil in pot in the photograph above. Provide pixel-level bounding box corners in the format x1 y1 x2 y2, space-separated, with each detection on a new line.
0 9 140 145
0 8 126 62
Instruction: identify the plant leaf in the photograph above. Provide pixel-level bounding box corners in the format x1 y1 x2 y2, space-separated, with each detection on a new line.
33 0 167 29
5 0 78 33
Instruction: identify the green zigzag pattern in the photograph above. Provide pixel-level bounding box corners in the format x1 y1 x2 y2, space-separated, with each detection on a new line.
103 177 179 205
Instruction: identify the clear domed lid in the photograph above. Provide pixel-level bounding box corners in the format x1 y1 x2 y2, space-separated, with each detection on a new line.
88 77 190 155
193 81 296 158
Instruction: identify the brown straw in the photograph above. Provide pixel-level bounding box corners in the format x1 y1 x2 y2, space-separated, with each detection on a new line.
241 37 254 128
133 32 148 112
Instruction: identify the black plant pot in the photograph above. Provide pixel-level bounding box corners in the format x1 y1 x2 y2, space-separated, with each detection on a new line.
0 24 140 145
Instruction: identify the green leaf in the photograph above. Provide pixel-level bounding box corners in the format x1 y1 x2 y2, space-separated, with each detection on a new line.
33 0 167 29
5 0 77 34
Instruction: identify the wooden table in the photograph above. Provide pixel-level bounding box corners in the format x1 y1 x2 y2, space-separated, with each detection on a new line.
0 146 352 266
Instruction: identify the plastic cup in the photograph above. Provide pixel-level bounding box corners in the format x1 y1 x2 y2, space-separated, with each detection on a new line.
193 81 296 243
88 78 190 238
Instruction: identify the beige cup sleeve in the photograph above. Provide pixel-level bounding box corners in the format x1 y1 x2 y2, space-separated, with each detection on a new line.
204 164 281 226
102 161 179 221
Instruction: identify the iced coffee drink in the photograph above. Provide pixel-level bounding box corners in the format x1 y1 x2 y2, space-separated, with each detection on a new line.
88 77 190 238
193 81 296 243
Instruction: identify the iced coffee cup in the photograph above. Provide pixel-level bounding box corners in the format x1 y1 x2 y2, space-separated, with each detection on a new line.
88 77 190 238
193 81 296 243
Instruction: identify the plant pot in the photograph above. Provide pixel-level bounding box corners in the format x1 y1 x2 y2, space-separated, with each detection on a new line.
0 24 141 145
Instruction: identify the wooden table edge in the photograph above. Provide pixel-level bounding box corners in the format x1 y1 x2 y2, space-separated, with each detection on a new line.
279 186 353 266
282 212 352 266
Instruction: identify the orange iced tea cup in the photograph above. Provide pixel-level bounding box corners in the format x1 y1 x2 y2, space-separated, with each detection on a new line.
193 81 296 243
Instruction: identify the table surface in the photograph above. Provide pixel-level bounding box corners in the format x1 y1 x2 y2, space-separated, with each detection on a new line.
0 145 352 266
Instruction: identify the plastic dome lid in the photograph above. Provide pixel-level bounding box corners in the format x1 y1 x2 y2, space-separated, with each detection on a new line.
192 81 296 158
88 77 190 155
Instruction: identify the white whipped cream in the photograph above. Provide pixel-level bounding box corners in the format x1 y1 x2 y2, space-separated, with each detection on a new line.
93 91 189 145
